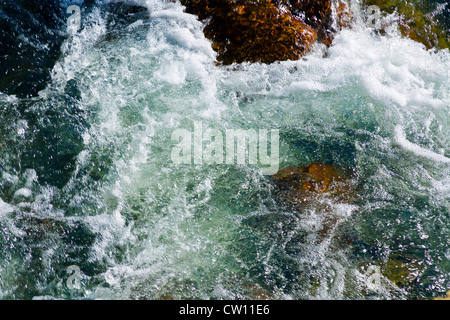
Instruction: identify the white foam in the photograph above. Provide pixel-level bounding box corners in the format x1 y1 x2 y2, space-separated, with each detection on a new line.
394 125 450 163
362 72 407 106
0 198 15 216
13 188 33 199
154 61 187 85
165 27 213 56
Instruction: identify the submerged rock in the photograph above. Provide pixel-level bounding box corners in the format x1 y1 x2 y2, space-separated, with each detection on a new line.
270 163 357 241
380 253 424 288
15 214 66 238
271 163 356 207
359 253 425 294
241 282 274 299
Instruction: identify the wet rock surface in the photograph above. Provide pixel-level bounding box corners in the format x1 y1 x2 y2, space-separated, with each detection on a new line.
179 0 350 64
0 0 67 97
181 0 319 64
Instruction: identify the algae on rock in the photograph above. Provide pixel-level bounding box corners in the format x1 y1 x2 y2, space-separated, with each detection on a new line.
363 0 449 49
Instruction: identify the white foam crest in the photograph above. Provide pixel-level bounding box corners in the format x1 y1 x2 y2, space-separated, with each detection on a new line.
394 125 450 163
0 198 15 217
82 210 132 262
51 8 107 87
217 27 449 116
144 3 219 111
434 177 450 196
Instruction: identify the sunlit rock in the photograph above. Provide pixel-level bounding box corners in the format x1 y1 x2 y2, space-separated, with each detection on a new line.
180 0 320 64
433 291 450 300
281 0 353 47
335 0 352 30
179 0 356 63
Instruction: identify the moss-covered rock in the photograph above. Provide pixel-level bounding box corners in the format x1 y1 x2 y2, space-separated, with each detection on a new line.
380 254 423 288
363 0 449 49
359 253 425 293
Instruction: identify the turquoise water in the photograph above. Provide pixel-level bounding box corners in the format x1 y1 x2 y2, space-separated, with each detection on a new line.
0 0 449 299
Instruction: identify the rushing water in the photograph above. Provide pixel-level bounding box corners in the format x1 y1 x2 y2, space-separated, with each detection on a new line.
0 0 449 300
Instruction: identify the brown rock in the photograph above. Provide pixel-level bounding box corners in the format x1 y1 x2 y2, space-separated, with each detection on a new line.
280 0 332 29
318 0 353 47
271 163 357 241
180 0 356 62
241 282 274 299
180 0 317 64
271 163 356 206
335 1 352 30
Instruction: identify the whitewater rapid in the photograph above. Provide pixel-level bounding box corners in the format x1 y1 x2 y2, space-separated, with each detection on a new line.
0 0 449 299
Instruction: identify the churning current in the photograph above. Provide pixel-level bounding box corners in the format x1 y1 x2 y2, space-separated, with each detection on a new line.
0 0 449 300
